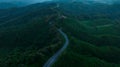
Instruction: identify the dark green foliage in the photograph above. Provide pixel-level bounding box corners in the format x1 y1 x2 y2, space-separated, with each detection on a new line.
53 14 120 67
0 3 63 66
53 37 120 67
0 1 120 67
0 16 63 66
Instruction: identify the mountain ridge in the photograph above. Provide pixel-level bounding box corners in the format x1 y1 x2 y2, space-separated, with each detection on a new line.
0 1 120 67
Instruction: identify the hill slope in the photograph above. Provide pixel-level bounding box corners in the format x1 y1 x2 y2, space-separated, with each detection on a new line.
0 1 120 67
0 2 64 67
0 2 17 9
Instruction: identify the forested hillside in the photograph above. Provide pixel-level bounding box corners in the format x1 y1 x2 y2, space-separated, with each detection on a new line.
0 1 120 67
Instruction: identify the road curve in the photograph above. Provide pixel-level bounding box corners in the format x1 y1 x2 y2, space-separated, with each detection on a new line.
43 29 69 67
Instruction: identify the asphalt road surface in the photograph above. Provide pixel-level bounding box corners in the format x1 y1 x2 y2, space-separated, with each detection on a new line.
43 29 69 67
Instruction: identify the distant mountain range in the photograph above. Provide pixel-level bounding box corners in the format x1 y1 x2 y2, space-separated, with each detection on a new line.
0 2 32 9
55 0 120 4
0 2 17 9
1 0 120 9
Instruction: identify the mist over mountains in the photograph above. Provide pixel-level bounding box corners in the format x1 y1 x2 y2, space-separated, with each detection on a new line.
0 0 120 8
0 0 52 8
0 0 120 4
55 0 120 4
0 0 52 3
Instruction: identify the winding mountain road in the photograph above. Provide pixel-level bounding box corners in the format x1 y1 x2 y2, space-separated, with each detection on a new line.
43 29 69 67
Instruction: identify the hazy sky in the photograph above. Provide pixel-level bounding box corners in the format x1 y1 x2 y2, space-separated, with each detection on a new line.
0 0 119 4
0 0 52 3
0 0 115 2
